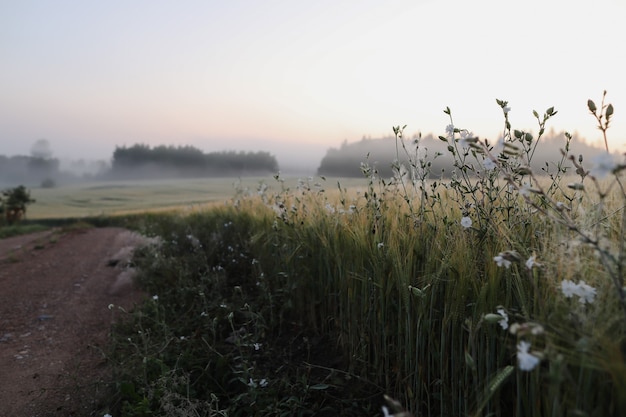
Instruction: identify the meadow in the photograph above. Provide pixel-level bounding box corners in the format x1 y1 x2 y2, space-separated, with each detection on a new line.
23 177 369 220
7 94 626 416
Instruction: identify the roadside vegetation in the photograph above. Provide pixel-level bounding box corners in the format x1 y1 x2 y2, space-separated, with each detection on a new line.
91 92 626 416
0 185 42 237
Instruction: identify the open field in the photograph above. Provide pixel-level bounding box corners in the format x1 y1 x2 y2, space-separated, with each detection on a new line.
24 176 370 220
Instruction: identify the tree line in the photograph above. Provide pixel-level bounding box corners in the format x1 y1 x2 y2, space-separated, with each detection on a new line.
109 144 279 179
0 155 62 187
0 143 280 186
316 130 608 178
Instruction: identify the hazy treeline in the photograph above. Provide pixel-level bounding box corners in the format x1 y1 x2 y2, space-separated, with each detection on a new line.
0 154 105 187
317 130 610 177
108 144 279 179
0 155 97 187
0 141 279 187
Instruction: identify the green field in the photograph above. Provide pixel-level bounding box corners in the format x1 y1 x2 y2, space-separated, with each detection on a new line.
24 176 369 220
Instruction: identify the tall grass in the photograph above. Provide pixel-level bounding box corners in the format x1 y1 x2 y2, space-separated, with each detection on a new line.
107 93 626 416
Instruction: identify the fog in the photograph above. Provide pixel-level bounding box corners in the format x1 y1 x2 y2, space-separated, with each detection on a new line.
0 129 618 189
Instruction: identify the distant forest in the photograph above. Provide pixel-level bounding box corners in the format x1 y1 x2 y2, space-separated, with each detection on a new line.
0 142 279 187
0 154 65 187
317 130 610 178
108 144 279 179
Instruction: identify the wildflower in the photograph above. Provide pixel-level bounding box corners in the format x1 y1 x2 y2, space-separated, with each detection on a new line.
254 343 262 351
152 295 159 301
460 216 472 228
560 280 578 298
483 158 497 170
575 280 597 304
590 152 617 178
496 308 509 330
525 254 540 270
259 378 268 387
186 234 201 249
446 124 455 138
531 324 544 335
248 378 257 388
560 280 597 304
519 183 532 198
503 106 511 114
516 341 540 371
104 414 112 417
494 253 512 268
459 130 476 148
377 242 384 249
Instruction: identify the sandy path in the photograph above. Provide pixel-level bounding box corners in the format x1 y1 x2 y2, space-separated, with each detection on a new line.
0 227 147 417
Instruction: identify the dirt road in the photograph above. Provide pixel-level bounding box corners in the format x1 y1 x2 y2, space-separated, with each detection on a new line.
0 227 147 417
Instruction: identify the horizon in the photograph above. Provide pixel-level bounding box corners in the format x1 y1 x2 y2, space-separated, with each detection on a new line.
2 1 625 174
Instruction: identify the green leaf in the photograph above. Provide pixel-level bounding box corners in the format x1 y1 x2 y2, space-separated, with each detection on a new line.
587 99 597 113
309 384 330 390
465 350 476 370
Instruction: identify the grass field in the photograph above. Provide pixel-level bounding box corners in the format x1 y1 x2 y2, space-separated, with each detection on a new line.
24 176 370 220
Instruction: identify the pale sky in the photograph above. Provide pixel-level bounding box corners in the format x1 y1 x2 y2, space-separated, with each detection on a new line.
1 0 625 172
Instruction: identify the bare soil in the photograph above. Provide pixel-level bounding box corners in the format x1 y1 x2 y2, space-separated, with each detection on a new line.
0 227 148 417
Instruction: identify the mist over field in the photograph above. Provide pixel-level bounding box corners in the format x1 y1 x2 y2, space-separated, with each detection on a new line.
0 128 613 189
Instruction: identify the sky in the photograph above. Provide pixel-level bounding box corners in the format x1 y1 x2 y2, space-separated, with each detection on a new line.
1 0 625 173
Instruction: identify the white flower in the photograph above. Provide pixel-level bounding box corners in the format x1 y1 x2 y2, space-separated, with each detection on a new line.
560 280 597 304
187 234 201 249
560 280 578 298
459 130 475 148
590 152 617 178
519 183 532 198
248 378 268 388
483 158 497 170
496 308 509 330
494 253 512 268
503 106 511 114
446 124 455 138
377 242 384 249
254 343 262 351
104 414 112 417
525 255 539 270
460 216 472 228
517 341 540 371
152 295 159 301
381 406 394 417
574 280 597 304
